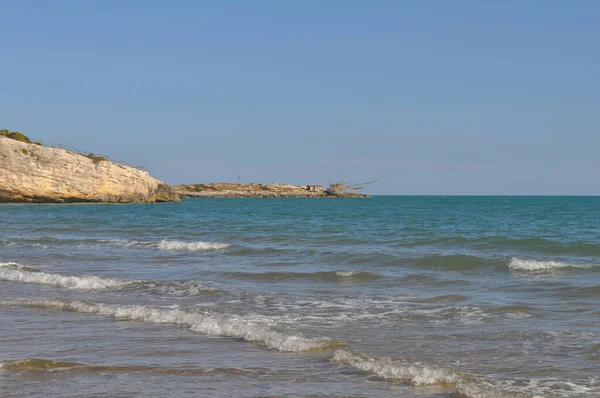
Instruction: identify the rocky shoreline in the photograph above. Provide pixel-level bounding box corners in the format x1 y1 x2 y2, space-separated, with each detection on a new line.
0 134 179 203
0 131 370 203
174 183 371 198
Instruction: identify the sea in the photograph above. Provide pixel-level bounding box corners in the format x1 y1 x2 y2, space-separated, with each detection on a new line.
1 196 599 398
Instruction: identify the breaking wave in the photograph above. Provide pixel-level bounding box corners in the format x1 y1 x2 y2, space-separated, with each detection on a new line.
335 270 369 277
332 349 456 386
1 236 230 252
141 280 220 296
155 240 230 251
0 263 218 295
0 297 562 397
332 350 537 398
108 239 230 251
508 257 591 271
0 262 133 290
0 299 343 353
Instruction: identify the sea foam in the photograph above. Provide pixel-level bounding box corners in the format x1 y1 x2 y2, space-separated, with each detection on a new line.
0 263 132 290
155 240 230 251
508 257 588 271
0 263 218 295
334 270 365 277
106 239 230 251
0 299 342 353
332 350 538 398
332 349 456 386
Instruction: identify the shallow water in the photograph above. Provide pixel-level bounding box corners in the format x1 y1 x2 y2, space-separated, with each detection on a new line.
1 196 599 397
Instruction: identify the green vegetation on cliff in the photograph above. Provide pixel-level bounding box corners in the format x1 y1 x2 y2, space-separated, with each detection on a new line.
86 153 108 164
0 130 42 146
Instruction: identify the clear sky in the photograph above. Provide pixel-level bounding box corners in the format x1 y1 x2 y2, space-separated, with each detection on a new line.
1 1 599 195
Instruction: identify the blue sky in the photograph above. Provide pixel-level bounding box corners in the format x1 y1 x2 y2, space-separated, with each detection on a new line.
1 1 599 194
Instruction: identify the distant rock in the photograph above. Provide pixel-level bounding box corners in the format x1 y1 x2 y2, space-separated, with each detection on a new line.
174 183 370 198
0 136 179 203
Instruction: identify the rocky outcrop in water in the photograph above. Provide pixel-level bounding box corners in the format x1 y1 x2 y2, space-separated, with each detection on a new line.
174 183 370 198
0 136 179 203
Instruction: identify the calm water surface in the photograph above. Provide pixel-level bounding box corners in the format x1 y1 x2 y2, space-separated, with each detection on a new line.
1 197 599 397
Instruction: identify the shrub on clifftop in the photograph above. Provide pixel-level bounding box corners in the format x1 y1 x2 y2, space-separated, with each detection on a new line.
1 130 42 146
8 132 32 144
86 153 108 164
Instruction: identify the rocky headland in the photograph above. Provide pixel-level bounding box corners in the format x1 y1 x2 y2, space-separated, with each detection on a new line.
0 132 179 203
174 183 370 198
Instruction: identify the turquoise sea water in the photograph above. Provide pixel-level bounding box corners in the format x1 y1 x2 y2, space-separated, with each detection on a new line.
1 196 599 397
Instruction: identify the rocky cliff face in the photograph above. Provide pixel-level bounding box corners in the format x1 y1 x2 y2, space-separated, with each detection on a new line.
0 137 179 203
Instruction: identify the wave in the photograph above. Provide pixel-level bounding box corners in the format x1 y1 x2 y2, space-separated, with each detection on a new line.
508 257 591 271
396 235 600 256
108 239 230 251
227 246 297 257
0 263 218 295
488 304 534 314
556 285 600 298
332 349 455 386
335 270 368 277
416 295 469 303
411 254 490 270
156 240 230 251
0 299 344 353
141 280 220 296
398 273 472 287
224 270 380 282
0 358 85 371
0 299 568 397
0 263 133 290
332 350 535 398
0 358 264 375
4 236 230 252
493 237 600 256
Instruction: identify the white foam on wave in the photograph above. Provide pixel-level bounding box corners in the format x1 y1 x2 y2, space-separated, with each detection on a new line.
332 349 456 386
0 299 341 353
156 240 230 251
335 271 363 277
104 239 229 252
148 281 220 296
0 263 220 295
455 379 542 398
508 257 589 271
0 262 24 268
2 238 230 252
332 350 539 398
0 263 133 290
